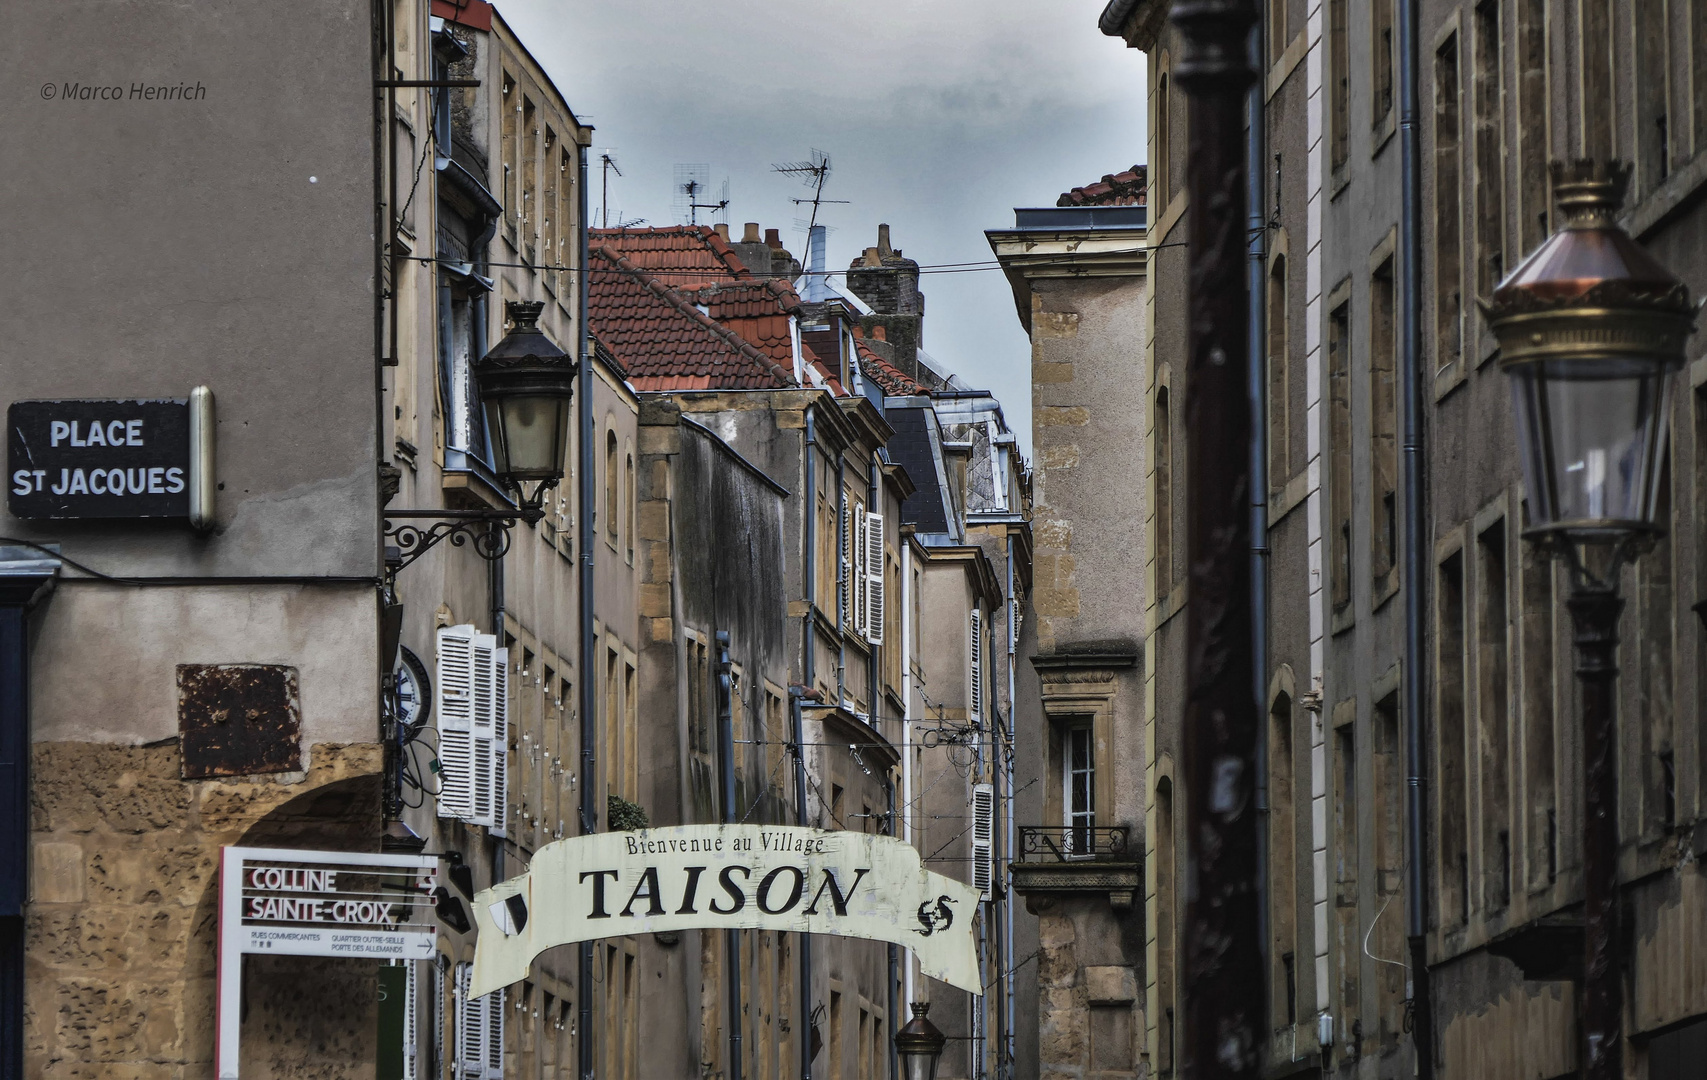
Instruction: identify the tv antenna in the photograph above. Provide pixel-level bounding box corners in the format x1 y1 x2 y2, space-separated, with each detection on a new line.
672 164 729 226
598 151 622 228
772 149 849 237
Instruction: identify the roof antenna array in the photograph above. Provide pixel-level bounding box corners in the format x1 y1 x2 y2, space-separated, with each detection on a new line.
672 163 730 227
772 149 848 298
598 151 622 228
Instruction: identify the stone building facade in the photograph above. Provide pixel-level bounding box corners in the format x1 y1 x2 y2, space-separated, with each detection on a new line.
1099 0 1707 1077
987 193 1149 1080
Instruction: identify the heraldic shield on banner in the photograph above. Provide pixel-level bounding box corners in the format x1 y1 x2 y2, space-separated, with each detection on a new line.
469 824 983 997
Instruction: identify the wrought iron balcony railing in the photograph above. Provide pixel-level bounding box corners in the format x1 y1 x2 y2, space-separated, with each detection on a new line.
1016 825 1131 863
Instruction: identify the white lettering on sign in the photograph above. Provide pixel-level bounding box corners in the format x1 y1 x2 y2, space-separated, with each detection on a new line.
22 465 185 497
248 866 336 892
49 418 146 448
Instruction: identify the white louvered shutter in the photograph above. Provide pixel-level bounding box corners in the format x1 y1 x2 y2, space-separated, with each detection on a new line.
968 610 983 722
840 502 855 628
436 625 477 821
971 783 995 900
865 512 884 645
485 986 505 1077
402 961 419 1080
468 634 508 830
455 962 485 1077
853 503 867 636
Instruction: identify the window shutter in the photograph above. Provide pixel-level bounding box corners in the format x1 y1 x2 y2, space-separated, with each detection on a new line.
488 643 509 833
971 783 995 900
402 962 419 1080
467 634 508 830
436 625 477 821
968 610 983 722
485 985 505 1077
865 512 885 645
840 502 854 628
455 962 485 1077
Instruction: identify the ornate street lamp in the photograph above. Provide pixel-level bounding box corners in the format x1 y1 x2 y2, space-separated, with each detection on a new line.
1484 159 1695 1080
893 1001 947 1080
383 299 578 580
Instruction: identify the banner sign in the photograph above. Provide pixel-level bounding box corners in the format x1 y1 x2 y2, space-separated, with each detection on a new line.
470 825 983 997
217 846 439 1079
7 398 191 519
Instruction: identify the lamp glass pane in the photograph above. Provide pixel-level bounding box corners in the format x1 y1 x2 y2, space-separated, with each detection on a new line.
1508 358 1674 530
900 1050 937 1080
486 395 568 481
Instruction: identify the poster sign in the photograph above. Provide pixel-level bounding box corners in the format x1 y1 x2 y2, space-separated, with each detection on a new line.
217 846 439 1079
470 824 983 998
7 398 191 519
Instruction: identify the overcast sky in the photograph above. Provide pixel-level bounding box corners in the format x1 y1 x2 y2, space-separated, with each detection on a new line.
497 0 1147 458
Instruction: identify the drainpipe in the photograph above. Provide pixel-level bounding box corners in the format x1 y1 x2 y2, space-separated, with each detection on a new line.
1246 10 1271 961
1398 0 1434 1070
886 773 899 1080
0 546 59 1078
716 631 744 1080
797 407 819 1080
576 136 597 1080
1003 535 1017 1074
870 451 882 721
836 456 847 707
900 540 916 1011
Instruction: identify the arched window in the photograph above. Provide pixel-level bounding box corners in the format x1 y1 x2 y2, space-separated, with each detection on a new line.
605 429 618 546
624 448 636 563
1155 384 1173 588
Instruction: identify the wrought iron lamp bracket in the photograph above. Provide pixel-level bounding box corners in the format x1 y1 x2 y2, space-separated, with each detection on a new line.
382 480 556 592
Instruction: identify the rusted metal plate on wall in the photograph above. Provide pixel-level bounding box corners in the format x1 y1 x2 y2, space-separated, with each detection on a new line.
177 664 301 778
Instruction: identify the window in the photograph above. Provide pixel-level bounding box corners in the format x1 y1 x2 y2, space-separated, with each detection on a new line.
623 660 638 803
1373 0 1396 127
864 511 885 645
1270 0 1290 64
1330 0 1349 172
1437 549 1469 924
604 645 619 805
1695 1 1707 158
542 127 558 290
1370 255 1398 584
1516 0 1549 252
972 782 995 897
439 275 484 457
1518 519 1557 887
1581 0 1613 161
1333 711 1360 1057
1476 519 1510 910
1372 692 1405 1053
558 146 574 294
436 625 509 830
625 448 636 564
1631 2 1672 192
1472 2 1505 302
687 633 711 769
1267 255 1290 484
1155 385 1173 588
1639 457 1676 836
1155 71 1171 207
521 95 538 246
1434 34 1463 372
605 429 618 548
829 991 844 1080
500 73 517 230
1329 299 1353 615
1064 724 1095 855
1156 779 1178 1076
454 963 504 1080
1268 691 1298 1031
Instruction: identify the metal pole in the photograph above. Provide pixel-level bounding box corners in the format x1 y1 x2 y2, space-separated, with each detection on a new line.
1567 585 1623 1080
1169 2 1264 1078
576 134 598 1080
715 631 745 1080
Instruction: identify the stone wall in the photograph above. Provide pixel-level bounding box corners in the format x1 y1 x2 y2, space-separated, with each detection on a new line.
28 740 382 1078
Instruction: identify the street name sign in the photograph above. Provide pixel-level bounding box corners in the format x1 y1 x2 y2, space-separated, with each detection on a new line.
469 824 984 998
217 846 438 1079
8 398 196 519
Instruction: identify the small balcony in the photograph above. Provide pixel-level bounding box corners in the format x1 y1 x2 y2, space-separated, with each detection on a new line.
1009 825 1142 912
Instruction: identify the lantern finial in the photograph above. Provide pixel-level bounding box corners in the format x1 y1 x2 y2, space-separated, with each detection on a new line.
1549 159 1630 229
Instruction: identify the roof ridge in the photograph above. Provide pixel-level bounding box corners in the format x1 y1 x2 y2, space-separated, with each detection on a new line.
593 245 795 388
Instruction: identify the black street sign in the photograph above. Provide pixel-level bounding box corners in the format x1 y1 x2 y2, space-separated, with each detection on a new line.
8 399 192 519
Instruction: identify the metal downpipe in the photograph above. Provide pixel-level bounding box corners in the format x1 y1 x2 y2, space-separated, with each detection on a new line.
1245 14 1270 957
1397 0 1435 1068
576 137 597 1080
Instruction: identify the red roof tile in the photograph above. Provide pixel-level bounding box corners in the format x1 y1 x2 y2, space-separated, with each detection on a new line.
589 246 796 391
854 338 924 397
1057 165 1147 207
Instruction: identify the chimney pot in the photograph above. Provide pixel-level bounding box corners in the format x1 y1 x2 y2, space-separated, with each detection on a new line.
863 247 881 267
877 223 893 257
713 223 730 241
743 222 761 243
765 228 782 250
873 325 887 342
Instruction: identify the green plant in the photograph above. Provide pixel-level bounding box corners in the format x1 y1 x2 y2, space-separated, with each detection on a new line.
607 794 649 832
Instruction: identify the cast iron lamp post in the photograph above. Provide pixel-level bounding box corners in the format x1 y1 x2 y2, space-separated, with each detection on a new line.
382 299 578 583
894 1002 947 1080
1483 160 1696 1080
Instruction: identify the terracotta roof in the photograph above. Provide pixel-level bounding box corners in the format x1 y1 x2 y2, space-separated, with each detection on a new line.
588 246 796 392
1057 165 1147 207
594 227 805 367
854 338 924 397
